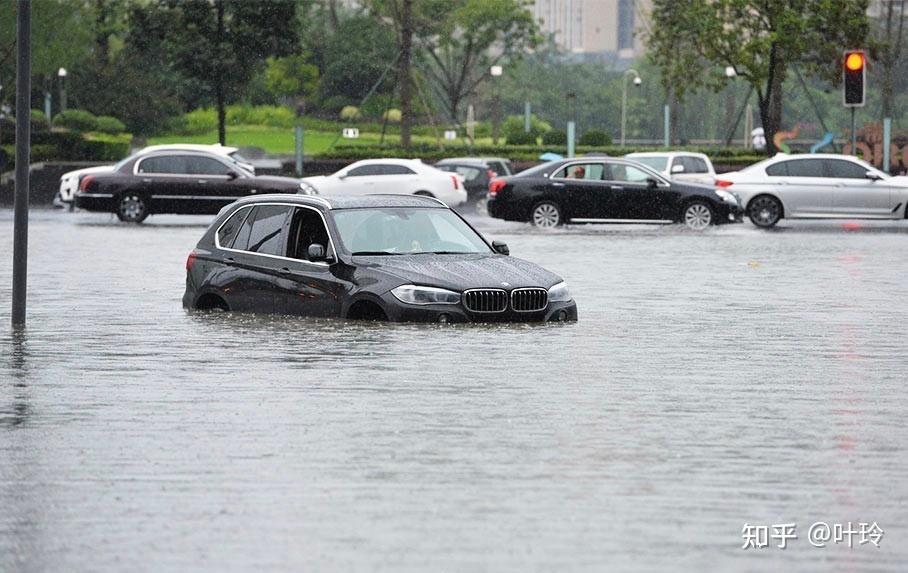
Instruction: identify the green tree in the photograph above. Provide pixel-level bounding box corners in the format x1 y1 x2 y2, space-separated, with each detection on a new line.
421 0 540 123
264 55 319 102
162 0 300 144
647 0 870 154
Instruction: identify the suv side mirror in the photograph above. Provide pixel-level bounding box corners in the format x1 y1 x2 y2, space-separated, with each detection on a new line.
670 164 685 174
492 240 509 256
227 170 239 180
646 177 659 188
308 243 329 262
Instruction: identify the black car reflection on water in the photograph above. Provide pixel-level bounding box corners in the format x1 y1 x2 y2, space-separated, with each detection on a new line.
183 194 578 323
487 158 743 230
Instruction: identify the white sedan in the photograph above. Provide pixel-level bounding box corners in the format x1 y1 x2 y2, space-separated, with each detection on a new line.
299 158 468 207
718 153 908 227
57 144 254 205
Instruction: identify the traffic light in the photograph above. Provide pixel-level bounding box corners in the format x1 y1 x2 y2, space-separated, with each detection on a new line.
843 50 866 107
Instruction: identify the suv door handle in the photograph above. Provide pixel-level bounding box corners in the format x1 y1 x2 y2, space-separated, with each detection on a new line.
198 179 208 184
279 267 291 274
552 182 565 187
222 256 235 265
142 178 152 184
610 185 623 190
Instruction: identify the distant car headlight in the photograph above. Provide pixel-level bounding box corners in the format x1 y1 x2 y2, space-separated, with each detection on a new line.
715 189 738 204
391 285 461 305
299 181 318 195
547 281 572 302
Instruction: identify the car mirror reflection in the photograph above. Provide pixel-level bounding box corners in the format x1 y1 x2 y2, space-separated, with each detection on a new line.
308 243 327 261
492 240 510 256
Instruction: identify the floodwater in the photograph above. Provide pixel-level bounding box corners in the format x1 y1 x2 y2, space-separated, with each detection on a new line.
2 209 907 572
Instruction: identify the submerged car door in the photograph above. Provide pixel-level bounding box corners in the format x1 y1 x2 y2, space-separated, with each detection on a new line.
766 159 832 216
605 161 673 220
824 159 893 216
220 204 293 313
271 206 346 317
549 162 610 219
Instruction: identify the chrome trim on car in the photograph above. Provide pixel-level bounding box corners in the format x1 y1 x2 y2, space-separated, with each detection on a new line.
510 288 548 312
214 202 336 268
74 192 114 198
462 288 508 313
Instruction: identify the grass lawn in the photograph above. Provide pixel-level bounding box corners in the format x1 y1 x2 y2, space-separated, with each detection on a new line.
146 125 479 156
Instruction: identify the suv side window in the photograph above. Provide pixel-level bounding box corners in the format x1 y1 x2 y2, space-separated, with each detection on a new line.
608 162 652 183
825 159 868 179
683 156 709 173
554 163 605 180
138 155 188 174
218 206 253 248
286 207 332 262
233 205 291 256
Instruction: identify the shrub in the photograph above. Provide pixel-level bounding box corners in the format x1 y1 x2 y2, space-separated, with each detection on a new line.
94 115 126 134
340 105 362 120
181 108 217 135
29 110 50 131
502 114 551 141
541 129 567 146
579 129 611 147
383 108 401 123
506 132 537 145
53 109 99 132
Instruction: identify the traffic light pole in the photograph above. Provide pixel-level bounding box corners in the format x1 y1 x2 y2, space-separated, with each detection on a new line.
12 0 31 327
850 107 856 154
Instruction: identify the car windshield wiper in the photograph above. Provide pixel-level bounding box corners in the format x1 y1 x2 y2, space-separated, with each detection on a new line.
351 251 405 256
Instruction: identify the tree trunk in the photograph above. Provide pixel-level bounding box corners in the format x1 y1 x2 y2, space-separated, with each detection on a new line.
759 44 784 155
398 0 413 150
216 0 226 146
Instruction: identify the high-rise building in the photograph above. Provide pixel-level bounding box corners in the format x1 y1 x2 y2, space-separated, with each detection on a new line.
532 0 650 59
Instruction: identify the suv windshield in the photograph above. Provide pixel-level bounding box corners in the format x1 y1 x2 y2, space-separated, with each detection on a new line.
333 208 492 255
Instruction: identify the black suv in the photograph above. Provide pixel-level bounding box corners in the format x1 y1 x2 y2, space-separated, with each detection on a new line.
183 194 577 323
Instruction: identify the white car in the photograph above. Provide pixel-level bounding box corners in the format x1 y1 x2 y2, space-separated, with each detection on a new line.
299 158 468 207
57 144 254 204
718 153 908 228
624 151 716 185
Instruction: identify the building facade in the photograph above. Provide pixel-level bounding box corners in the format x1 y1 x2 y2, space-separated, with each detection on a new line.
532 0 650 59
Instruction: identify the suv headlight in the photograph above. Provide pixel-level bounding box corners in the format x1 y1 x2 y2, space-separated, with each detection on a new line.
547 281 571 302
715 189 738 204
299 181 318 195
391 285 461 305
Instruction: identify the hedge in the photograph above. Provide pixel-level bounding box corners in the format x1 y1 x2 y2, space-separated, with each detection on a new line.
53 109 99 132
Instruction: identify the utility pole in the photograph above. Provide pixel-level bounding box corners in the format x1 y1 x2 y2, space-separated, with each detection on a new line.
13 0 31 327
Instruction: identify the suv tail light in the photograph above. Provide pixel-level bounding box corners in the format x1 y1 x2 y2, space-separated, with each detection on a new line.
489 178 506 197
186 250 198 272
450 175 459 190
716 180 734 188
79 175 95 192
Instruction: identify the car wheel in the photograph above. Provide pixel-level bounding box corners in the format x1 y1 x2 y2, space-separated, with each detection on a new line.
682 201 713 230
116 193 149 223
531 201 562 228
748 195 782 228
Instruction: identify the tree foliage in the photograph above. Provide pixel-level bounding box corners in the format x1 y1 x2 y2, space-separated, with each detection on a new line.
647 0 870 153
264 55 319 102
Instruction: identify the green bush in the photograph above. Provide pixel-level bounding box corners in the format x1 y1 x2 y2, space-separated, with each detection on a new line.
227 104 296 128
340 105 362 120
182 108 217 135
502 114 551 141
579 129 612 146
541 129 567 146
54 109 99 132
29 109 50 131
383 108 401 123
506 132 537 145
94 115 127 134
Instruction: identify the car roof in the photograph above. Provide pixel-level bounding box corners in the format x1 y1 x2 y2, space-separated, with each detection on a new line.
138 143 239 156
348 158 423 166
625 151 706 158
230 193 447 210
439 156 510 163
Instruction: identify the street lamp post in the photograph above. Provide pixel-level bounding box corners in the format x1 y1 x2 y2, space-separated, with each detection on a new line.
490 65 503 146
620 69 641 147
57 67 67 114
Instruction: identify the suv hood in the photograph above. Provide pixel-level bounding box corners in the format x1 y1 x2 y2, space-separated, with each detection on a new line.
353 253 563 291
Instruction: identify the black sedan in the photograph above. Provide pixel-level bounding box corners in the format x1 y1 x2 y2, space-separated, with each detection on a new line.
183 194 577 323
487 158 743 229
74 150 308 223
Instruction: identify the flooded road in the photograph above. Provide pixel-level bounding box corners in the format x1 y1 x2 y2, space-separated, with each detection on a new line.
2 209 908 572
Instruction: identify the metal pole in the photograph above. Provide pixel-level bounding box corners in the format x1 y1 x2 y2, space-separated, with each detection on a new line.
524 101 531 133
883 117 891 174
294 125 303 177
850 107 857 155
620 76 628 146
663 104 670 148
60 76 66 113
492 80 500 145
567 121 575 158
13 0 31 327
